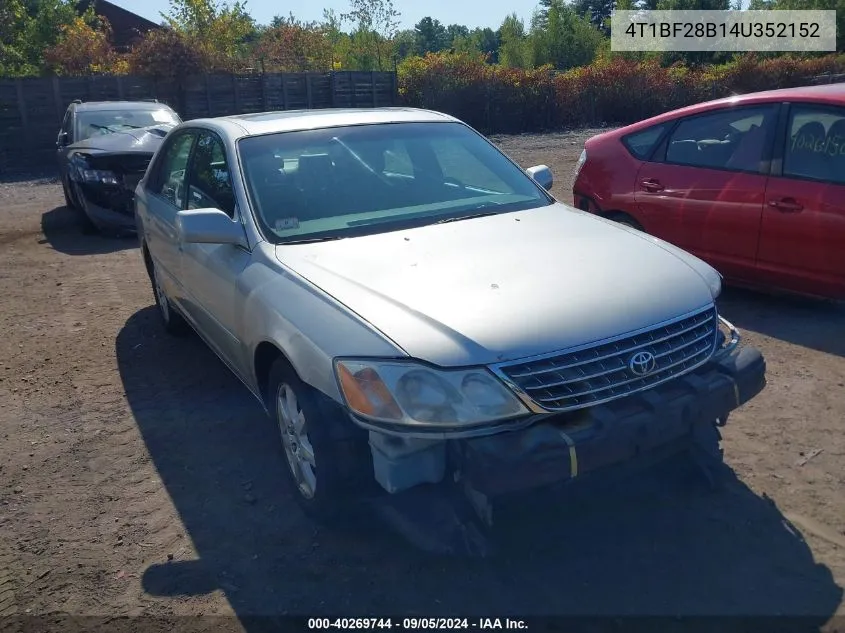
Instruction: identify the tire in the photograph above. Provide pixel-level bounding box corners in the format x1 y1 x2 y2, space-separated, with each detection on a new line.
267 358 373 520
607 212 643 232
62 176 77 210
150 262 189 336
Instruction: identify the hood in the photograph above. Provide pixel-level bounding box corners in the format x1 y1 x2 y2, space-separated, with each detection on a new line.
68 124 175 155
275 203 719 367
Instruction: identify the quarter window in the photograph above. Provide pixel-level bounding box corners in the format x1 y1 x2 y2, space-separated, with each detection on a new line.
783 104 845 185
665 106 777 173
152 132 195 209
187 132 236 217
622 123 668 160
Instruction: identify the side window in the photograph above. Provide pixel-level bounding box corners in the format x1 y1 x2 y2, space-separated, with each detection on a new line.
665 106 777 173
151 132 195 209
187 132 236 217
622 123 668 160
783 104 845 185
61 110 72 136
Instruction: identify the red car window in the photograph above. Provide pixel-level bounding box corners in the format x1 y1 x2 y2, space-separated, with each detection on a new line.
664 106 777 174
784 105 845 185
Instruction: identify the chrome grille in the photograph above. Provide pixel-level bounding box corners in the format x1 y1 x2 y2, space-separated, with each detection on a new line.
496 306 719 412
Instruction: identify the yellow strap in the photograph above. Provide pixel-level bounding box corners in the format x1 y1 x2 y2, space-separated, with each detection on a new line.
725 376 741 407
558 430 579 478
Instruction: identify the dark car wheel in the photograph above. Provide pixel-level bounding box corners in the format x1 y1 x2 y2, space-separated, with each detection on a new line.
267 358 373 520
151 263 189 336
61 176 78 210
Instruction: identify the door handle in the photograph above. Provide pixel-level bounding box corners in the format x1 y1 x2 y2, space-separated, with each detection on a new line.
640 179 664 192
768 198 803 212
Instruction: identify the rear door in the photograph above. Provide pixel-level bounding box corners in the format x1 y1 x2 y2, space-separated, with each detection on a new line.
757 102 845 299
634 104 778 281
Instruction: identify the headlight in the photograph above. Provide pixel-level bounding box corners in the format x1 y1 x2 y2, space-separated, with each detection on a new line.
81 169 119 185
573 148 587 181
706 269 723 299
334 359 529 428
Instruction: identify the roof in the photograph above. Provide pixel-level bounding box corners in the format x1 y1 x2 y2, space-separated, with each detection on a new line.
73 100 176 112
604 82 845 136
76 0 161 49
199 107 458 137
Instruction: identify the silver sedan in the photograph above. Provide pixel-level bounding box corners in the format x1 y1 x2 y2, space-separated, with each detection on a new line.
135 108 766 553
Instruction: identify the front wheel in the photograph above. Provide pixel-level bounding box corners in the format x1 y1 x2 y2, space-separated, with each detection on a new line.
62 176 78 210
267 359 372 520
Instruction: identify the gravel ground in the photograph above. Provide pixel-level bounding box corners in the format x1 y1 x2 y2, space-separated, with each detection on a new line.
1 129 844 627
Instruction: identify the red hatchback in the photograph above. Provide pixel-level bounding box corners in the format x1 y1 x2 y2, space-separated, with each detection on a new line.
573 84 845 300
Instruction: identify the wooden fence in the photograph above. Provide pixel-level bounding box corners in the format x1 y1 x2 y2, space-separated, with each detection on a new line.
0 71 398 173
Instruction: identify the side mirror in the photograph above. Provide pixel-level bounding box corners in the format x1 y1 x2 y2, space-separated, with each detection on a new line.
176 209 245 246
526 165 553 191
56 132 68 147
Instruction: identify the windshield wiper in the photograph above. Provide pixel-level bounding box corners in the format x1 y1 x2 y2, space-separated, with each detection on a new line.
433 210 500 225
280 236 345 244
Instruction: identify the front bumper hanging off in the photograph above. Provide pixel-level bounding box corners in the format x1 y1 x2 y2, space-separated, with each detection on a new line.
456 345 765 497
369 343 767 556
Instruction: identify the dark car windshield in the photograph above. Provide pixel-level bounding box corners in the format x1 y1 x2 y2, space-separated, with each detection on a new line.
238 122 553 243
76 108 181 141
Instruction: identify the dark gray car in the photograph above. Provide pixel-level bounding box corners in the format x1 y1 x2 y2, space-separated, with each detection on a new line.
56 100 181 234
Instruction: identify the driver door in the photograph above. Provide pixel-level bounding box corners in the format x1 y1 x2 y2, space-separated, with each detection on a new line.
179 130 251 379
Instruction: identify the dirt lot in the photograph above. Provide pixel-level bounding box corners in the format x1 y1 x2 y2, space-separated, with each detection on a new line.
1 129 844 627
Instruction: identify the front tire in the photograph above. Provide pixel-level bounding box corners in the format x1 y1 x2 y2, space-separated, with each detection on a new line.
62 176 78 210
267 358 372 520
150 263 189 336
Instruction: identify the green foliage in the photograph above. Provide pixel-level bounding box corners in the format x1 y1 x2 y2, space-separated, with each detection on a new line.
413 18 449 55
161 0 257 71
43 15 127 76
530 0 604 70
0 0 81 76
342 0 400 70
254 15 332 72
498 13 531 68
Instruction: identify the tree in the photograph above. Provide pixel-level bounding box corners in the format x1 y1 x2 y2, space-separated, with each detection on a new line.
162 0 257 71
43 15 126 75
126 26 209 78
414 17 449 55
571 0 616 35
498 13 531 68
255 16 332 71
531 0 603 69
0 0 82 76
452 27 500 62
342 0 400 71
751 0 845 53
446 23 470 47
393 28 416 60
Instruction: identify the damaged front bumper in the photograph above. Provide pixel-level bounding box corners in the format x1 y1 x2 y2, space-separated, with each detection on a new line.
362 343 766 554
71 180 138 234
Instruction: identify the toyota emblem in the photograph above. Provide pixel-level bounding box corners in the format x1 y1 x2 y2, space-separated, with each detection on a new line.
629 351 657 376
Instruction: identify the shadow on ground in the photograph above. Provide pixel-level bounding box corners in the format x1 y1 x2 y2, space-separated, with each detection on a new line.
718 287 845 358
116 307 842 626
40 206 136 256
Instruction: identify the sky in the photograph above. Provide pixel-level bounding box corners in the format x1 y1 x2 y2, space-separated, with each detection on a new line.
110 0 540 31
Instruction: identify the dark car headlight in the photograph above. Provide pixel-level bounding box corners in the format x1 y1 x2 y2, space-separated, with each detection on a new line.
80 169 119 185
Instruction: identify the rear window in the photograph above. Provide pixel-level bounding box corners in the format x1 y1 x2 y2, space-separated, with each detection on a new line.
622 124 668 160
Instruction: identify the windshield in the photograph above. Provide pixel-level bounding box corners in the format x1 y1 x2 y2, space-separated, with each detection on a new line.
238 122 552 243
76 108 181 141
